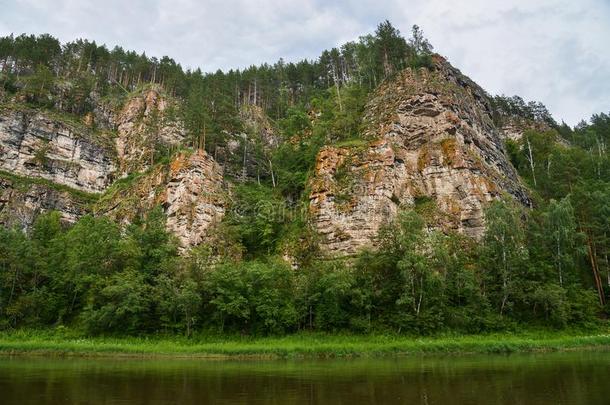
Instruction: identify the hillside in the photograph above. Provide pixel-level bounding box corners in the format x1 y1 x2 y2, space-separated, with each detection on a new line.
0 22 608 335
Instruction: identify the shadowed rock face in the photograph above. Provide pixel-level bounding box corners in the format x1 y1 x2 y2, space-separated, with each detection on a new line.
309 56 530 256
0 107 116 193
500 117 553 142
213 104 280 182
0 177 87 229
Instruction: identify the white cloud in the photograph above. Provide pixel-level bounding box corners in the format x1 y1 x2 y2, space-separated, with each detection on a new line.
0 0 608 125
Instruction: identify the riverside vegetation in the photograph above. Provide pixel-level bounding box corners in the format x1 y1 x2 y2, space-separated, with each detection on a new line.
0 22 608 353
2 329 610 358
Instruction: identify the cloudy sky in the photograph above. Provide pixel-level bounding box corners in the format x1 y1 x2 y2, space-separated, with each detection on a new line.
1 0 608 125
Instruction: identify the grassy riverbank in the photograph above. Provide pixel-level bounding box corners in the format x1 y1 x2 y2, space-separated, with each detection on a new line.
1 328 610 359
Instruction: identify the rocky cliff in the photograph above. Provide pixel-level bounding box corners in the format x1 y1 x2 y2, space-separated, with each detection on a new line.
0 90 226 248
309 56 530 256
0 106 116 193
116 87 186 174
0 175 89 229
215 104 280 181
95 150 227 249
1 54 536 257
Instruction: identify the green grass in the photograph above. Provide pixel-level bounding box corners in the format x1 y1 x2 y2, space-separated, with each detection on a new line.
1 329 609 359
93 171 145 207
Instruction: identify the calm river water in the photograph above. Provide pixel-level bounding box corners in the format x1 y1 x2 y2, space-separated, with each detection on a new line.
0 351 609 404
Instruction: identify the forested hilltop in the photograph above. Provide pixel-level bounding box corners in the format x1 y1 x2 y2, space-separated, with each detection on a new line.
0 22 608 336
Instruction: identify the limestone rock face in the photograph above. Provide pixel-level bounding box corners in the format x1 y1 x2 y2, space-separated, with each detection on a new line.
500 118 552 142
0 90 226 250
97 151 227 249
309 56 530 256
0 177 88 229
0 107 115 193
116 88 186 174
164 152 227 248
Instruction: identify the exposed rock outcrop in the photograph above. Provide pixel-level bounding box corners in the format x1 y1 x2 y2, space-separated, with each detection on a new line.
0 88 226 249
97 151 227 249
500 117 552 142
215 105 280 181
0 106 116 193
239 105 280 149
116 87 186 174
309 56 530 256
90 92 119 130
0 176 88 229
1 55 538 257
163 151 227 248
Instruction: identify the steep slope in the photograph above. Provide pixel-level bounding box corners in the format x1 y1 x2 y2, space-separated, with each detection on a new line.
116 87 186 174
0 175 90 229
1 52 534 257
94 150 227 249
214 104 280 181
499 117 552 142
0 105 116 193
309 56 530 256
0 90 226 248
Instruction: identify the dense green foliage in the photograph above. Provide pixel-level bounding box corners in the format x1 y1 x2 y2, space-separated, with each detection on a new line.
0 21 608 338
491 94 558 128
0 22 433 190
0 191 603 336
0 22 430 134
505 114 610 308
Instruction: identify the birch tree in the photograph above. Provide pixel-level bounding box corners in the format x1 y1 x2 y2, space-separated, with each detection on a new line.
543 198 582 287
481 201 528 315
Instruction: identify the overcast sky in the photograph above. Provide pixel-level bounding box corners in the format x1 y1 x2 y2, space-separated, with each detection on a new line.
1 0 608 125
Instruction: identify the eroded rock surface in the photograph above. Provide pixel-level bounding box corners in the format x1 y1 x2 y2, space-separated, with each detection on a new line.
116 87 186 174
164 151 227 248
97 151 227 249
0 177 88 229
0 89 227 250
309 56 530 256
0 107 116 193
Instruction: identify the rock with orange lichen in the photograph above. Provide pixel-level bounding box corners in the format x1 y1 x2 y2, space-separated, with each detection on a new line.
96 150 227 250
309 56 530 256
115 86 186 174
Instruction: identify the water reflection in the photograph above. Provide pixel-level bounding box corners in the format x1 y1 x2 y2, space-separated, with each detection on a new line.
0 351 608 404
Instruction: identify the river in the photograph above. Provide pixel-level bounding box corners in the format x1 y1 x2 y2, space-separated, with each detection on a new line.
0 351 608 404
